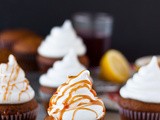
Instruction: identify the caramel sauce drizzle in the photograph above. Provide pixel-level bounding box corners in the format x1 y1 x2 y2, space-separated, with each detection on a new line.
48 71 105 120
0 57 30 102
18 80 29 101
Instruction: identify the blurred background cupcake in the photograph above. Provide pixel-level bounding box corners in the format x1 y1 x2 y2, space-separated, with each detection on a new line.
0 48 12 63
39 50 86 110
0 28 35 49
12 34 42 71
0 28 43 71
37 20 89 73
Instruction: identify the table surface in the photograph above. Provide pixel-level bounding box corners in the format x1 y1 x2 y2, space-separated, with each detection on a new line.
26 72 120 120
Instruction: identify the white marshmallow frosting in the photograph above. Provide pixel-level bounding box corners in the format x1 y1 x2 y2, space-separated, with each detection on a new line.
0 55 35 104
48 70 105 120
38 20 86 58
120 57 160 103
39 50 86 87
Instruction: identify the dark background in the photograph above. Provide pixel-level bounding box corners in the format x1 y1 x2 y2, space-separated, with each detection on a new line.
0 0 160 62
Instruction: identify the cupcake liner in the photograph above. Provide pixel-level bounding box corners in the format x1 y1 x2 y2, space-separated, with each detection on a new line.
0 107 38 120
119 107 160 120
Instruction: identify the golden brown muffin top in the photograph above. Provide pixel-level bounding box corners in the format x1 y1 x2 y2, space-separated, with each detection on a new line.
13 35 42 54
0 28 36 43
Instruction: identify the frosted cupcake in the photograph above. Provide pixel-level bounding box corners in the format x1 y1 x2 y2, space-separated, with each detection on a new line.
37 20 89 72
39 50 86 109
0 55 38 120
119 57 160 120
45 70 106 120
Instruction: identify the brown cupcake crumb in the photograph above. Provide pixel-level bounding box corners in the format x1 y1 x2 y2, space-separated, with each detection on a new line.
119 97 160 112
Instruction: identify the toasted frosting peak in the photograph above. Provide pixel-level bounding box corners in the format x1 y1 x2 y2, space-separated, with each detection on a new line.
48 70 105 120
0 55 35 104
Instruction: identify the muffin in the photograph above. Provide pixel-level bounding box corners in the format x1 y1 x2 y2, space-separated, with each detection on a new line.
119 56 160 120
0 55 38 120
12 35 42 71
45 70 106 120
0 28 35 49
0 48 12 63
39 50 86 110
37 20 89 72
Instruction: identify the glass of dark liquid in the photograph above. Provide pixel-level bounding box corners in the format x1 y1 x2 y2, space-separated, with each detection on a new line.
72 12 113 67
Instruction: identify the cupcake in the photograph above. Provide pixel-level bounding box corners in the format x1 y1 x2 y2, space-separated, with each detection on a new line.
12 35 42 71
0 55 38 120
37 20 89 72
45 70 106 120
39 50 86 109
0 28 35 49
119 56 160 120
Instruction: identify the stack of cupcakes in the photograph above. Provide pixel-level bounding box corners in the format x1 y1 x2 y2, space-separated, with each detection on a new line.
37 20 89 72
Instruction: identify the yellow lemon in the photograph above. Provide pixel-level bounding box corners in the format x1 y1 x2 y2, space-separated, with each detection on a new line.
100 49 130 84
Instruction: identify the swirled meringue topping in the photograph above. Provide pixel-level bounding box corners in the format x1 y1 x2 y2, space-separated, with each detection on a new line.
38 20 86 58
39 50 86 87
120 56 160 103
48 70 105 120
0 55 35 104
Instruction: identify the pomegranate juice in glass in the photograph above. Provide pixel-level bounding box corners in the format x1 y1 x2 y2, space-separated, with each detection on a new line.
73 13 113 67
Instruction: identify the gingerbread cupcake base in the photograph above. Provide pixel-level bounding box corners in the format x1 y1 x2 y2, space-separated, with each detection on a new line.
119 97 160 120
0 99 38 120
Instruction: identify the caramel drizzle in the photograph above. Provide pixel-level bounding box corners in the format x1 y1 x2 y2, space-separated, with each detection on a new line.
48 71 105 120
1 57 30 102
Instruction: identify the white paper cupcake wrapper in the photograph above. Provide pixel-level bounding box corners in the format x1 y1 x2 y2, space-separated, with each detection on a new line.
119 107 160 120
0 107 38 120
